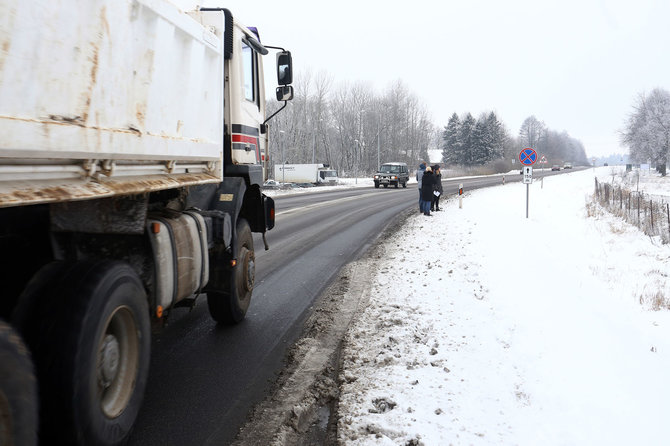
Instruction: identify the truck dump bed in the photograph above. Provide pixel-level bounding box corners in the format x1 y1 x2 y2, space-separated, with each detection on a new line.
0 0 224 207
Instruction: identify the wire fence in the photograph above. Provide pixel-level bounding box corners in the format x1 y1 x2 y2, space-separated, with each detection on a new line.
594 178 670 244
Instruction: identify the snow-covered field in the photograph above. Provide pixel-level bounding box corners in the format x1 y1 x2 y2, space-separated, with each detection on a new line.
336 167 670 445
599 165 670 199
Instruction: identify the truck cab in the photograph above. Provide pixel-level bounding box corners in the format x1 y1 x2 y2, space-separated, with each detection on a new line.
318 165 339 184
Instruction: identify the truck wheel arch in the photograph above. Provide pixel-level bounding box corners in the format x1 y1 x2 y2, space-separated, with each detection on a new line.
206 218 254 324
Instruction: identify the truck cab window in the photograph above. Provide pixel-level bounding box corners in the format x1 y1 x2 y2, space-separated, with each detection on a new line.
242 41 256 104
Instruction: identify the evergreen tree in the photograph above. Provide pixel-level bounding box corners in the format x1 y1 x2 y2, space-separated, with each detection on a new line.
485 112 505 160
442 113 461 164
459 113 476 166
471 116 488 164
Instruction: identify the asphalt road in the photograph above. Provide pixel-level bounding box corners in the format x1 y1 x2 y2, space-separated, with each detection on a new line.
126 168 582 445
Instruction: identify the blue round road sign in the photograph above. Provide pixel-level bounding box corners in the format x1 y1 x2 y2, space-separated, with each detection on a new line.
519 148 537 166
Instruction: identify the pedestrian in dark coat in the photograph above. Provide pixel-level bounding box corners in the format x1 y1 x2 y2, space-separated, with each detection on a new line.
431 165 443 211
420 166 435 216
416 162 426 212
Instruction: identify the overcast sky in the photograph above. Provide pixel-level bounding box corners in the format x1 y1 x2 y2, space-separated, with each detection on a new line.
184 0 669 158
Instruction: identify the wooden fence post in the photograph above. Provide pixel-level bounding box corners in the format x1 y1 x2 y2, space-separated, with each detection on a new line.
637 193 640 227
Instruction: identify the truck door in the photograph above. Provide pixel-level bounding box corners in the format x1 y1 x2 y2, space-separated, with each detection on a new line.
230 38 264 166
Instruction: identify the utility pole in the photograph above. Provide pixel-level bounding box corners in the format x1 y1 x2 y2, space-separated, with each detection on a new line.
279 130 285 183
354 139 361 185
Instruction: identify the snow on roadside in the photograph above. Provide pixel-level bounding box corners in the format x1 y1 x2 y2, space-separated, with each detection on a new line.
337 167 670 445
264 178 381 198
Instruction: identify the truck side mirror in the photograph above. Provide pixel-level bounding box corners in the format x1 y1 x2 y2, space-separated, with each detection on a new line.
277 51 292 86
276 85 294 101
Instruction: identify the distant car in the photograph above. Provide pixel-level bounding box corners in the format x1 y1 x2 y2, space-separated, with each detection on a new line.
374 162 409 188
551 165 561 171
262 180 280 189
563 162 573 169
296 182 315 188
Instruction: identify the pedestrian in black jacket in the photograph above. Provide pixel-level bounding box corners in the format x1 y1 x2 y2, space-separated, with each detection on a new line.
431 165 443 211
420 166 435 216
416 162 426 212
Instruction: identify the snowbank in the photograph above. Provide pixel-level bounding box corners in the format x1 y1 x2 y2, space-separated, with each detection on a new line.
337 167 670 445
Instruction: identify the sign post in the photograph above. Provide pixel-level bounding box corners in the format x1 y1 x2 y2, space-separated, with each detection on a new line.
519 148 537 218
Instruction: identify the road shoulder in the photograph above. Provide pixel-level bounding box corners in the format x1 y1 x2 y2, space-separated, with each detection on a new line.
231 209 415 445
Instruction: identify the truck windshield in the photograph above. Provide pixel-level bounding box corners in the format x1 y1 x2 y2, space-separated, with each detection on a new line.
322 170 337 177
380 165 400 173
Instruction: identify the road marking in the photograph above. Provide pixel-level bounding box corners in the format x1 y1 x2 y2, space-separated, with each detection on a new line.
275 191 400 217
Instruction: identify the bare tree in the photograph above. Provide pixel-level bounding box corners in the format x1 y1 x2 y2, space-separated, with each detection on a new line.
264 76 439 179
519 115 546 150
621 88 670 168
312 71 333 165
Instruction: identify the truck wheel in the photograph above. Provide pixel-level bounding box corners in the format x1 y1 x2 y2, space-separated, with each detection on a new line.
402 181 407 188
0 320 38 446
207 218 254 324
394 182 399 188
374 182 379 189
13 261 150 446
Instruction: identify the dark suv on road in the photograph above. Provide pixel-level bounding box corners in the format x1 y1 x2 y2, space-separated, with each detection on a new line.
374 162 409 188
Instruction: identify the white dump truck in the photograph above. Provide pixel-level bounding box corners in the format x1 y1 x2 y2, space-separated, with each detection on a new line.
0 1 293 444
274 163 338 184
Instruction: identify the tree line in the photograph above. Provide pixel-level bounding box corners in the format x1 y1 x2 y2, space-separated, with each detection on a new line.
266 72 437 177
442 113 588 171
266 71 589 178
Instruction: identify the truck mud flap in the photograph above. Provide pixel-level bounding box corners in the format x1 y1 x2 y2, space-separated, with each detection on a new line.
264 195 275 230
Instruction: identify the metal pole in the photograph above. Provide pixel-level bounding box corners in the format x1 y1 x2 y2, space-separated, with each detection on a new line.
377 114 381 171
354 139 358 185
526 183 529 218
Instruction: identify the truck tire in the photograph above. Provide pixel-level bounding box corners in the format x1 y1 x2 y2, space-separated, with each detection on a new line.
0 320 38 446
402 181 407 188
374 181 379 189
394 181 399 188
207 218 254 324
13 261 150 446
